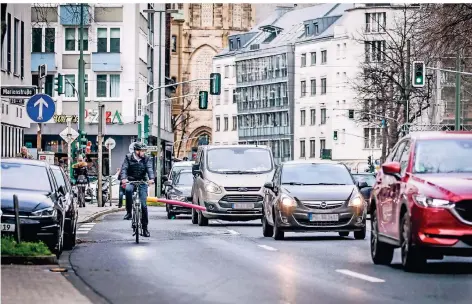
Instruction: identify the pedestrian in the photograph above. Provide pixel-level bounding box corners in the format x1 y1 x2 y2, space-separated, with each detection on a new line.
16 146 33 159
116 167 124 208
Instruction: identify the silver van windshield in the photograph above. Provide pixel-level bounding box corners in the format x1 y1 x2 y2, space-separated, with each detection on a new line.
206 147 273 174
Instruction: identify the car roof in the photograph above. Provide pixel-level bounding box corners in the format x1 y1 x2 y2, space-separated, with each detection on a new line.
407 131 472 141
283 159 344 166
1 157 49 167
172 161 194 167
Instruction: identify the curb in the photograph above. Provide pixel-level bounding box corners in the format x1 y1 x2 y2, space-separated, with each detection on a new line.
1 255 57 265
79 207 125 224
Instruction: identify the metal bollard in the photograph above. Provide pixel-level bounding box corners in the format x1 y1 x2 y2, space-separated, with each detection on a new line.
13 194 21 243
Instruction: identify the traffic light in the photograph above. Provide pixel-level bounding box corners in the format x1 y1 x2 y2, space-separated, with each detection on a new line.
348 110 354 119
412 61 425 88
333 131 338 140
367 156 374 173
143 114 150 144
79 131 87 151
199 91 209 109
54 73 64 95
209 73 221 95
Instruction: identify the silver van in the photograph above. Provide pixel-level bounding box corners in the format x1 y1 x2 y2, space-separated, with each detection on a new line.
191 145 275 226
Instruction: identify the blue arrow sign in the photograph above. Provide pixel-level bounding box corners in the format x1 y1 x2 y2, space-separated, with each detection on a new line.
26 94 56 123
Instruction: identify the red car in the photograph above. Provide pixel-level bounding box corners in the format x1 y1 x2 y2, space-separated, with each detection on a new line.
370 131 472 272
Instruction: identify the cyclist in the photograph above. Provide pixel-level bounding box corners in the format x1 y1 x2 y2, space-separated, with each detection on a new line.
72 155 90 207
120 142 154 237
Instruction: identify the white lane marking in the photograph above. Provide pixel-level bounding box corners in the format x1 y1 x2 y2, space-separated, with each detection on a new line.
258 245 278 252
77 231 90 234
335 269 385 283
227 229 239 235
77 228 92 231
80 223 96 226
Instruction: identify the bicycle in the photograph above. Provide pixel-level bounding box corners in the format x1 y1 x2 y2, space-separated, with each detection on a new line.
126 181 148 244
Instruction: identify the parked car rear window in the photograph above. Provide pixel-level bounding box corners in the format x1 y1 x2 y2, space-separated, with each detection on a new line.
207 148 273 173
282 163 354 185
1 163 52 192
414 138 472 173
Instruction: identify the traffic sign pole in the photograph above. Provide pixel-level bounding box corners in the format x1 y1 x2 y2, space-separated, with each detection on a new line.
104 137 116 206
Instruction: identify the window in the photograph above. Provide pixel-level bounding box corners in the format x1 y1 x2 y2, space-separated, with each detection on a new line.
233 89 236 103
224 117 229 131
97 28 107 52
364 128 383 149
348 109 354 119
224 65 229 78
6 13 11 72
310 109 316 125
300 140 306 158
336 44 340 59
45 28 55 52
232 116 237 130
97 74 120 98
320 139 326 151
321 50 327 64
171 35 177 52
84 74 89 98
310 79 316 95
301 53 306 67
310 140 316 157
65 28 88 51
314 23 319 34
305 24 310 36
365 40 386 62
300 110 306 126
216 116 221 131
13 18 19 75
321 78 327 94
32 28 42 52
365 12 386 33
321 108 326 124
224 89 229 104
399 141 410 175
343 43 347 58
110 28 120 52
300 80 306 97
310 52 316 65
20 21 24 77
65 75 76 97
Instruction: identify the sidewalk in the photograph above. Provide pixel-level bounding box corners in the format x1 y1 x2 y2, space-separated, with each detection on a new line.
78 201 124 223
1 265 92 304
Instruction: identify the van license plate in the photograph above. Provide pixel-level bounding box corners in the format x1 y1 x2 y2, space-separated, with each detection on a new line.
232 203 254 209
1 223 15 232
309 214 339 222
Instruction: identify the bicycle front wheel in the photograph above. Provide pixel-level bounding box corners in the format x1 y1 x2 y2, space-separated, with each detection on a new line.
135 208 140 244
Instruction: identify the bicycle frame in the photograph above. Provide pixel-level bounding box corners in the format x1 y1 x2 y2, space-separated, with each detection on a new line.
128 181 147 244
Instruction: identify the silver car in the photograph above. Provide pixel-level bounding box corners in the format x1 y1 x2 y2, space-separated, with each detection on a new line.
191 145 275 226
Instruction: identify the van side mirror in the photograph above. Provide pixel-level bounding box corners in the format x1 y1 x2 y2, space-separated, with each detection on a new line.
357 181 369 189
163 180 173 187
192 164 201 176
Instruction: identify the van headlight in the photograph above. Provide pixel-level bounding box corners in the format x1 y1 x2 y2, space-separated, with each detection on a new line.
32 207 57 217
205 181 222 194
413 194 453 208
348 193 364 207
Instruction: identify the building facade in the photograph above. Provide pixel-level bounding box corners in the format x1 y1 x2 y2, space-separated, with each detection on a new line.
23 3 172 173
169 4 255 159
1 4 32 158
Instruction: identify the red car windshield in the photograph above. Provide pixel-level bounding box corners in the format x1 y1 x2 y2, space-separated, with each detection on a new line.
414 138 472 173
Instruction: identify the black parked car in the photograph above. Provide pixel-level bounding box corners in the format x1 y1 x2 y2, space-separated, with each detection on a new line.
262 160 369 240
51 165 78 250
164 170 193 219
1 158 68 256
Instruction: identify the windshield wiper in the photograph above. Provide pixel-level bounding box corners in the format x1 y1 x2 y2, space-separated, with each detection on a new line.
282 182 306 185
221 170 259 174
306 183 348 185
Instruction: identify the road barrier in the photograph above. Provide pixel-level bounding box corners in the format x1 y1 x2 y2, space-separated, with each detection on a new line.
146 197 206 211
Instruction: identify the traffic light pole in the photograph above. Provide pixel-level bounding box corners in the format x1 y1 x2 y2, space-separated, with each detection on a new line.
78 3 86 154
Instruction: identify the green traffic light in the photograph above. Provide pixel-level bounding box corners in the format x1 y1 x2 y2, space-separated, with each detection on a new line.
199 91 209 110
209 73 221 95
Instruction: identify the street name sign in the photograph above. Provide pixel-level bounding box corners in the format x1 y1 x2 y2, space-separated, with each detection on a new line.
1 86 36 98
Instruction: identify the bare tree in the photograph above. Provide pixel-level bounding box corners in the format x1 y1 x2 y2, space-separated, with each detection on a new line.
351 5 433 161
171 93 198 157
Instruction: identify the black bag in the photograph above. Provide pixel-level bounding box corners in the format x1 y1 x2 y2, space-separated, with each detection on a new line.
77 175 88 184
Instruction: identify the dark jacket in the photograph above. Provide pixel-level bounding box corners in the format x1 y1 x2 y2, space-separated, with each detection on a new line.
72 162 89 184
120 153 155 181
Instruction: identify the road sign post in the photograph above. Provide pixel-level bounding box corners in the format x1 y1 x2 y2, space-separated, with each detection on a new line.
104 137 116 206
59 119 79 177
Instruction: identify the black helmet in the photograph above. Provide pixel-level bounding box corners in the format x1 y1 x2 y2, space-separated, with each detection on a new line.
134 142 147 151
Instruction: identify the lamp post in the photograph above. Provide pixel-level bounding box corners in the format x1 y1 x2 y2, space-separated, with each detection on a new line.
142 8 178 198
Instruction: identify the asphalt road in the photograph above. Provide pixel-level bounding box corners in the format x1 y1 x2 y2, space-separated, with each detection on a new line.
70 207 472 304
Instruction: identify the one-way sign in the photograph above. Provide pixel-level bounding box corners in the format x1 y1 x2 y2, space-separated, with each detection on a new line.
1 86 37 98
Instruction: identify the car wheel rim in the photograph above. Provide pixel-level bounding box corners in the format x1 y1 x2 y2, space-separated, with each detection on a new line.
371 214 377 256
401 218 409 264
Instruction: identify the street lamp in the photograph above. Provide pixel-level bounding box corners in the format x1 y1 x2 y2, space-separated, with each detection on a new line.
142 8 178 198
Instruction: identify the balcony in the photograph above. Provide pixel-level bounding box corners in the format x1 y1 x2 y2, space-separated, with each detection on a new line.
31 53 56 72
238 126 290 138
60 4 91 26
91 52 121 72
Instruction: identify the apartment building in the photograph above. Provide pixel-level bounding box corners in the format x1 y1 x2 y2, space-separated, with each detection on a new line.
1 4 32 158
22 3 172 172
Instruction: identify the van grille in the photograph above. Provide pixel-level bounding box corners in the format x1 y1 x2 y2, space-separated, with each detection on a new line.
224 187 260 192
220 195 263 203
455 200 472 223
302 201 345 210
